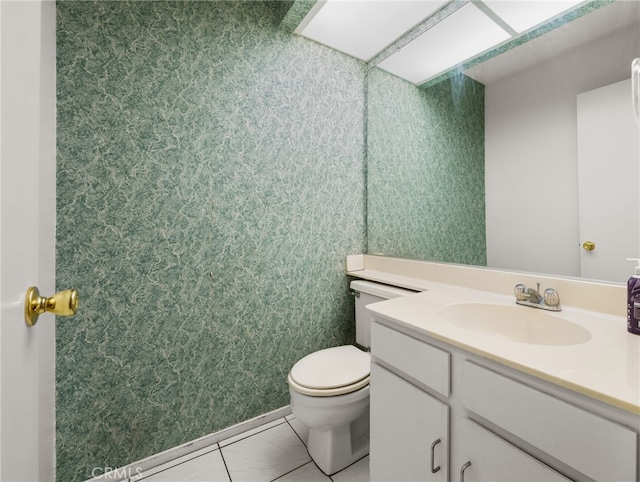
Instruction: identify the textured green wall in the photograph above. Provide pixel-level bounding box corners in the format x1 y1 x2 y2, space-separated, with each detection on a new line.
56 1 486 480
367 68 486 265
56 2 365 480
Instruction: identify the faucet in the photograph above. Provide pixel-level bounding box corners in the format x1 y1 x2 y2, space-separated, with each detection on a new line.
514 283 561 311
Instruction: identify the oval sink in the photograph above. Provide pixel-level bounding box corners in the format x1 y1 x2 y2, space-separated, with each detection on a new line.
437 303 591 346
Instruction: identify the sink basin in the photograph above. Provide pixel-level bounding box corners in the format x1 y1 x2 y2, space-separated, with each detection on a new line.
437 303 591 346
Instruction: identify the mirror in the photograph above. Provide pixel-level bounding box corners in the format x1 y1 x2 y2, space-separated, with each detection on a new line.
366 0 640 283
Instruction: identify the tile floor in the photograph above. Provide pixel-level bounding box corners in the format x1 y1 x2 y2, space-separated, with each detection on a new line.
134 415 369 482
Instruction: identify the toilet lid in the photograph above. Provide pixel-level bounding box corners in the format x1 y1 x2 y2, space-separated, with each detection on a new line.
289 345 370 390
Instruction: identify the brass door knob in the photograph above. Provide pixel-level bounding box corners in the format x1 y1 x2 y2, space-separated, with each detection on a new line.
582 241 596 251
24 286 79 327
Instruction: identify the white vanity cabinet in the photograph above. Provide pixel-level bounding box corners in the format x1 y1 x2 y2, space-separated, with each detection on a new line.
369 320 639 482
461 361 637 482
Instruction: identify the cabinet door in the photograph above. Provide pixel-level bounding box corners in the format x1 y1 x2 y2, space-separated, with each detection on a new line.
454 419 570 482
370 363 449 482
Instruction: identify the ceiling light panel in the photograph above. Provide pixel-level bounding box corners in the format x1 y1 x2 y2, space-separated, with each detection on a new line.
376 3 511 84
297 0 447 62
482 0 586 33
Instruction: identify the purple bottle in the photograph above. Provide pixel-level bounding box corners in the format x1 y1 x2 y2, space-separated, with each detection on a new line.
626 258 640 335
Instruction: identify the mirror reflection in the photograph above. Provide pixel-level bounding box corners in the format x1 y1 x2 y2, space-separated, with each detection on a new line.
366 0 640 283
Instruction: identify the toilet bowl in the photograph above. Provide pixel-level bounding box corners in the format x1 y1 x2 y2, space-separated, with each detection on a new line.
287 281 415 475
288 345 371 475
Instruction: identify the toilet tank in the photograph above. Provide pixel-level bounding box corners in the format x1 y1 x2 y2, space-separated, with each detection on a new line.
350 280 416 349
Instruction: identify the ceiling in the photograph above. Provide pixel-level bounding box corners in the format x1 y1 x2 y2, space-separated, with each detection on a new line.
465 0 640 84
295 0 594 86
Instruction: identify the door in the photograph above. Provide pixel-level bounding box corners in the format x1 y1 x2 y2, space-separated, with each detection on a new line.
370 363 449 482
0 1 56 480
577 78 640 282
454 419 570 482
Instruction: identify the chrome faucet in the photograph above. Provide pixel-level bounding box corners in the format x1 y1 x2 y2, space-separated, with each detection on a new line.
514 283 561 311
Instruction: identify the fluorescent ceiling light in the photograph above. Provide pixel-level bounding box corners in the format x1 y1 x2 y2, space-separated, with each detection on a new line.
376 3 511 84
482 0 585 33
297 0 447 62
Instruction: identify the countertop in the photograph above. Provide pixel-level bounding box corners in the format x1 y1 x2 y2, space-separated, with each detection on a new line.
365 283 640 415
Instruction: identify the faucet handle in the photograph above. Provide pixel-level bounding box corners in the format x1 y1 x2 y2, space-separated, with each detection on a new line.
543 288 561 307
514 284 528 301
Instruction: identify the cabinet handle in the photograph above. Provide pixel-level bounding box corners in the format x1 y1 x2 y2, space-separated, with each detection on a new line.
430 438 441 473
460 461 472 482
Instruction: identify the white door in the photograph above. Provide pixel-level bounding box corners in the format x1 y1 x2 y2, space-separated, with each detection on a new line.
577 78 640 283
454 419 570 482
0 1 56 480
370 363 449 482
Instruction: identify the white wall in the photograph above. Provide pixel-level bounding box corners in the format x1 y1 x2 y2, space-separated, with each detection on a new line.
484 23 639 277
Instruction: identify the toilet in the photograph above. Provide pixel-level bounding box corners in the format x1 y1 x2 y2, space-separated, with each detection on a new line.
287 280 414 475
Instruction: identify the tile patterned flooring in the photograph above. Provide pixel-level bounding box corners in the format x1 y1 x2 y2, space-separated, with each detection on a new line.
135 415 370 482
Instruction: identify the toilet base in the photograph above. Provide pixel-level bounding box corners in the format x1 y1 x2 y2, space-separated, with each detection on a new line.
307 406 369 475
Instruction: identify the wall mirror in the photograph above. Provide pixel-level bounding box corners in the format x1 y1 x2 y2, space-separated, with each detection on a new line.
364 0 640 284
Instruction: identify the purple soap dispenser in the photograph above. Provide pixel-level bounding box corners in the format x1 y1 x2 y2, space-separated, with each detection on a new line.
626 258 640 335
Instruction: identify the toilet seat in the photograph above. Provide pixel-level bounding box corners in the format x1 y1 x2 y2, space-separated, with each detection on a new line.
288 345 371 397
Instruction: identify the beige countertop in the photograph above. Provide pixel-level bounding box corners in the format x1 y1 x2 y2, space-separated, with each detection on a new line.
366 284 640 415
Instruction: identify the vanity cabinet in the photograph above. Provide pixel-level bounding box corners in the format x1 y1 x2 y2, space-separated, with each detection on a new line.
369 320 639 482
461 361 637 482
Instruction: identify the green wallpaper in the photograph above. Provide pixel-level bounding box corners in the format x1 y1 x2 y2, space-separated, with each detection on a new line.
56 2 365 480
56 1 485 480
367 69 486 265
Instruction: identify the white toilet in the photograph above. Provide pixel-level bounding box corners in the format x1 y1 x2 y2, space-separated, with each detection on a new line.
287 280 414 475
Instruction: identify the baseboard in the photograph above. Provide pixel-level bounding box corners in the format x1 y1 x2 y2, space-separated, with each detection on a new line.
86 405 292 481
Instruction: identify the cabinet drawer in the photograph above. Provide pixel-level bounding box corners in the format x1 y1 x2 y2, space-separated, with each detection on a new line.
371 322 450 397
462 361 637 482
